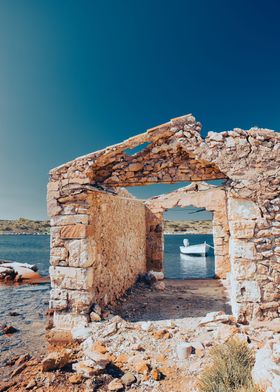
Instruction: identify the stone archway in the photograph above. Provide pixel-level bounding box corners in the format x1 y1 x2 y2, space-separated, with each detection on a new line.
145 182 230 279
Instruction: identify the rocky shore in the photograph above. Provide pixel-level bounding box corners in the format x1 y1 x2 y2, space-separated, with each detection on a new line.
0 260 44 282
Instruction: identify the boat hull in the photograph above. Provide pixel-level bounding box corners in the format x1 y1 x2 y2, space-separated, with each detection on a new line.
180 242 210 256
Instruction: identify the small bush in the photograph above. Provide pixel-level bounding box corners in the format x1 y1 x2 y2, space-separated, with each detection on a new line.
197 338 261 392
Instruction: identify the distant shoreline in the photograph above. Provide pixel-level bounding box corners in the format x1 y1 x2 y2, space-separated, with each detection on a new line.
0 232 49 236
0 218 213 236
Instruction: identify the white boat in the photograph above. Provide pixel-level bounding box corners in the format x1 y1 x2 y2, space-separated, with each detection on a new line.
180 239 211 256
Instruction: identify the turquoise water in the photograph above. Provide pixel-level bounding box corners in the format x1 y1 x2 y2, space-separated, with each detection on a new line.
0 235 50 276
164 234 215 279
0 234 215 279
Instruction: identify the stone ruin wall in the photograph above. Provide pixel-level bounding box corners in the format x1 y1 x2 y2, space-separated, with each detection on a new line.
88 191 147 307
47 114 280 344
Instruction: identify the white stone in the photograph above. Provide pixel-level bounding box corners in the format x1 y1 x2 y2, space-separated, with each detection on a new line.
148 270 164 280
237 281 261 302
228 198 261 220
176 342 193 360
252 343 280 390
230 238 255 259
65 239 94 268
72 326 91 341
53 312 88 330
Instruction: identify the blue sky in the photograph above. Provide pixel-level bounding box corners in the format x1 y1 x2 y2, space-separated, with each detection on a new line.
0 0 279 220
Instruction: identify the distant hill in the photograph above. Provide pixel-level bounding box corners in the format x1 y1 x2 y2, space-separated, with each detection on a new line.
0 218 212 235
0 218 50 235
164 220 212 234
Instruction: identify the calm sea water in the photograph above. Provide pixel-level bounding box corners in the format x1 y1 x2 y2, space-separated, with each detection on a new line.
164 234 215 279
0 235 50 276
0 234 215 280
0 235 50 363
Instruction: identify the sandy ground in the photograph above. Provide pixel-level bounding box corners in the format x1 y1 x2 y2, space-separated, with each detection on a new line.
112 279 231 323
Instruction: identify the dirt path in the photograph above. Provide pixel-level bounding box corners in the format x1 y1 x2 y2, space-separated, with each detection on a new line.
113 279 231 323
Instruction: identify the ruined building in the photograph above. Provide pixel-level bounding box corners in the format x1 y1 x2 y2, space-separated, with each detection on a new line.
47 114 280 345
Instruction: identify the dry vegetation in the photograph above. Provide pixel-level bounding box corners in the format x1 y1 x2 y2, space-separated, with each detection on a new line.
164 220 212 234
0 218 50 234
0 219 212 235
197 338 262 392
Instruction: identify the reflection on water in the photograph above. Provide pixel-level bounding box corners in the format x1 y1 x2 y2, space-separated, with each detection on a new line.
164 234 215 279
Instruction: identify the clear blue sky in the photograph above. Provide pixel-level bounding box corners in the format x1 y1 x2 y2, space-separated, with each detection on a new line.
0 0 279 220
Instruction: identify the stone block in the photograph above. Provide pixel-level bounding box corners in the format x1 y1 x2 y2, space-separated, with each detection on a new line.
234 260 257 279
47 197 62 217
50 266 94 290
65 239 95 268
230 238 255 259
47 181 60 192
236 280 261 302
212 225 227 238
51 214 88 226
228 198 261 220
50 246 68 259
53 312 89 330
229 220 255 239
67 290 94 312
60 224 88 239
50 256 68 266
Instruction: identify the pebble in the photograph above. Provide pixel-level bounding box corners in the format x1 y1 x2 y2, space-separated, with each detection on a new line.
15 353 30 366
25 379 36 390
69 374 83 384
121 372 136 386
151 368 162 381
107 378 123 391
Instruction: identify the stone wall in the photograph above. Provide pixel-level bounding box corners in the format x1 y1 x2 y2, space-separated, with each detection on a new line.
48 187 146 340
48 113 280 340
88 191 147 307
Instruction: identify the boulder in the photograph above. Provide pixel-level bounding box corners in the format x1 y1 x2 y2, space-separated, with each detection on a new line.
252 341 280 390
41 349 73 372
176 343 194 360
121 372 136 386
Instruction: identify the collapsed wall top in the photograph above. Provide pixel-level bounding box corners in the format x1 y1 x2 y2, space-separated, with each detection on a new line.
49 113 279 204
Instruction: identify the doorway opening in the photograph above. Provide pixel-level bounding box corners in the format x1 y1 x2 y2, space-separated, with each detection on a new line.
163 206 215 279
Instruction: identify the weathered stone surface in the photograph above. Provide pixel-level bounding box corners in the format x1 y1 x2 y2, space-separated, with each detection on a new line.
228 198 261 220
252 340 280 391
64 239 94 267
229 220 255 239
230 239 255 260
51 214 88 226
50 266 94 290
41 349 73 371
60 224 88 239
236 280 261 302
53 312 89 330
47 113 280 343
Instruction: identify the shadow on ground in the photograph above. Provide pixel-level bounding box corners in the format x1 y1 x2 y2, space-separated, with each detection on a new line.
112 279 231 322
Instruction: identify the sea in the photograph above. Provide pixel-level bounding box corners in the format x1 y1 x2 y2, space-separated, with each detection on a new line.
0 234 214 365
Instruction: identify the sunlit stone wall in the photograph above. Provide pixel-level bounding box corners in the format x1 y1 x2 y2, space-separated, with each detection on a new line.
47 113 280 343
